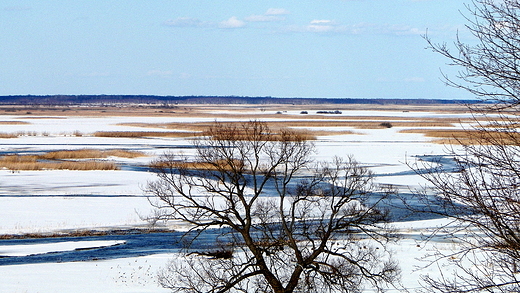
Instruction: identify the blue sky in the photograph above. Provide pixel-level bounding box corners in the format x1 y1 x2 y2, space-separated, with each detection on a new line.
1 0 474 99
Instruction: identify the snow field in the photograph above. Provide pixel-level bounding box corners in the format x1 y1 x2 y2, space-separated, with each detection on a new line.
0 110 467 292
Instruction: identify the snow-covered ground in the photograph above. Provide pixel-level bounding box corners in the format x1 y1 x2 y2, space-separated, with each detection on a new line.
0 240 126 257
0 110 464 292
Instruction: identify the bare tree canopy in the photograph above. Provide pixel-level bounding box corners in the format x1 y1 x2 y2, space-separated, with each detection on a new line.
426 0 520 108
415 0 520 292
411 141 520 292
147 121 399 293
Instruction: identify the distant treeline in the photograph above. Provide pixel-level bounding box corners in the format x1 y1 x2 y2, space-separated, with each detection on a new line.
0 95 479 105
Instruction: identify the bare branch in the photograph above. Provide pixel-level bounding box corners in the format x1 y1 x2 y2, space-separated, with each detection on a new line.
147 121 398 292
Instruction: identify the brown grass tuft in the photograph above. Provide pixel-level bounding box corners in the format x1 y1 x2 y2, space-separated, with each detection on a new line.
93 131 198 138
118 120 454 132
104 149 146 158
0 156 118 171
40 149 145 160
151 159 245 172
0 149 145 171
7 158 114 171
203 127 317 141
0 133 18 138
400 128 520 145
0 121 30 125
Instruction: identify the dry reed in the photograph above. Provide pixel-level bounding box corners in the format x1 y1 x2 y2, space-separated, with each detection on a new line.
400 129 520 145
151 159 245 172
40 149 145 159
93 131 198 138
0 121 30 125
0 155 118 171
94 128 317 140
0 133 18 138
0 149 145 171
119 120 454 132
204 128 317 141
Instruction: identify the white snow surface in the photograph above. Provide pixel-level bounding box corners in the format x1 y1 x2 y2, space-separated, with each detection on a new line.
0 254 172 293
0 111 465 292
0 240 126 257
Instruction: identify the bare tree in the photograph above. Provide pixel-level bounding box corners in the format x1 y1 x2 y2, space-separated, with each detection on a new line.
413 0 520 291
410 135 520 292
425 0 520 108
147 121 399 293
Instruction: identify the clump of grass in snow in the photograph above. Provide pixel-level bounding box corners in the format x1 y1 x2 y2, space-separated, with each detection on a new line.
0 149 146 171
0 121 30 125
203 128 317 141
399 129 520 145
0 133 18 138
0 155 118 171
119 120 454 132
93 131 198 138
150 159 245 172
41 149 145 160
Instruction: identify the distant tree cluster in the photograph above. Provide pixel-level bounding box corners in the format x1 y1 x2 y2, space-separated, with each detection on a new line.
316 110 343 114
0 95 478 106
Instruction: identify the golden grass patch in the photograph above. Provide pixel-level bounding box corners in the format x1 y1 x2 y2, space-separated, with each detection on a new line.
400 129 520 145
16 117 67 119
205 128 317 141
40 149 145 159
0 149 146 171
264 120 454 129
304 130 358 136
104 149 146 158
0 103 468 115
0 103 480 119
121 123 359 137
151 159 244 172
0 155 118 171
0 133 18 138
94 127 318 140
93 131 198 138
0 121 30 125
119 120 454 133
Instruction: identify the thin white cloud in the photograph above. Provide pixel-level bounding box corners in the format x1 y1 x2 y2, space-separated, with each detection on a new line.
245 8 288 23
310 20 335 25
284 19 348 34
163 11 425 37
219 16 246 29
265 8 290 15
384 24 426 35
340 22 426 35
307 24 342 33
